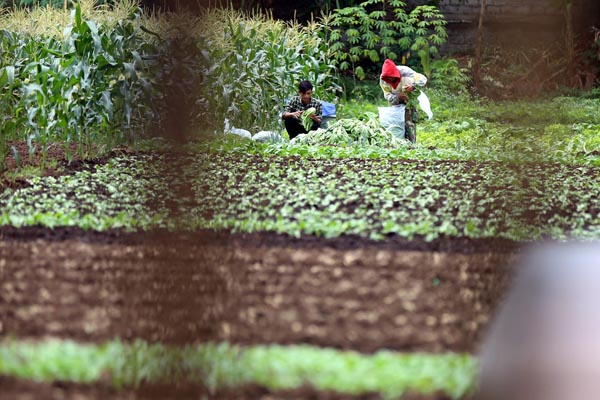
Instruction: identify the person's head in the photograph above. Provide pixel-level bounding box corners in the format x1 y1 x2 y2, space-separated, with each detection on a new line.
298 80 314 104
380 58 401 89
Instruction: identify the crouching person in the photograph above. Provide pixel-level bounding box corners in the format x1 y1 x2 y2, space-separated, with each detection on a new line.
282 80 322 139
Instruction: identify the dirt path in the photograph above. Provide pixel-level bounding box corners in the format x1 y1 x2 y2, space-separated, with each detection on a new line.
1 376 463 400
0 229 515 353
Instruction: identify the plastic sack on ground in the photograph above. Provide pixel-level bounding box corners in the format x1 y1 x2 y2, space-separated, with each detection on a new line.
418 92 433 120
224 119 251 139
322 101 337 117
378 105 405 139
228 128 251 139
321 101 337 130
252 131 284 143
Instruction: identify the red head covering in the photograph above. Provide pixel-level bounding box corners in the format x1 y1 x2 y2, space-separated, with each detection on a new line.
380 58 401 89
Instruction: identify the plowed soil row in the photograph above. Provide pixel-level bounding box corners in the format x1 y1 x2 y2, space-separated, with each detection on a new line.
1 229 515 352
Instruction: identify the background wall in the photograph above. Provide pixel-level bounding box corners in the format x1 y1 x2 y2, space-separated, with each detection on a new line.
439 0 562 54
437 0 599 54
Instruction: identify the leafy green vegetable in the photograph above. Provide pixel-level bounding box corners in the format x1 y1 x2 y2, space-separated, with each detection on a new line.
301 107 317 132
296 115 401 148
2 147 599 241
188 151 600 241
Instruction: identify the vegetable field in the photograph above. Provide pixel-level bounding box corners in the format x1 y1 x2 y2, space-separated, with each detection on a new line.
1 2 599 400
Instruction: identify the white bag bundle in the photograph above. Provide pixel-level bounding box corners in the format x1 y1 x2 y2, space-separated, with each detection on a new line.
417 92 433 120
252 131 284 143
378 105 406 139
224 118 251 139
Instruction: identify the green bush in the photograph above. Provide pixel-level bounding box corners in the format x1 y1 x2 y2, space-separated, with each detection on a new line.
430 58 471 94
324 0 447 80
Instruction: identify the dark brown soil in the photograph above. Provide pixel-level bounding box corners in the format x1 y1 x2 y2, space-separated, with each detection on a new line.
0 376 462 400
0 226 520 253
0 229 514 353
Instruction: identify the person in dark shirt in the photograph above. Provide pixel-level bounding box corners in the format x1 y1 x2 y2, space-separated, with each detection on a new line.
282 80 322 139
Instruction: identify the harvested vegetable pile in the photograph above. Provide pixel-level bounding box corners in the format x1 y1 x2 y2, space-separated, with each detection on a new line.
294 113 401 147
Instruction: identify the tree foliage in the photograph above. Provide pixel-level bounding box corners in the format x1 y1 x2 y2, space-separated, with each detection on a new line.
323 0 447 80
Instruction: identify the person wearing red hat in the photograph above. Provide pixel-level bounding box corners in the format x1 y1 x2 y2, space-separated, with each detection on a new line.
380 58 427 143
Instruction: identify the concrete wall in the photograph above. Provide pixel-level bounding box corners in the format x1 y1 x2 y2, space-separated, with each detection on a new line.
440 0 561 23
437 0 564 54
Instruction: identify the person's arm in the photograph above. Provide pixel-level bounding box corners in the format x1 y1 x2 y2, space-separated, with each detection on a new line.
413 72 428 87
309 101 322 125
282 97 303 119
380 80 408 105
397 65 416 79
283 110 303 119
398 66 427 89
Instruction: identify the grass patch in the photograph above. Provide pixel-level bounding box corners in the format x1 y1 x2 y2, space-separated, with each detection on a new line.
333 87 600 165
0 339 477 399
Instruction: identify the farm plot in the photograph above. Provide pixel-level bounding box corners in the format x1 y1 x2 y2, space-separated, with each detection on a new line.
1 145 598 398
1 150 599 240
190 152 600 241
1 1 598 398
1 228 509 399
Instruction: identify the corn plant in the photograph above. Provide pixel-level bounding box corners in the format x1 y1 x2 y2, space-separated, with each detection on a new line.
6 0 114 7
0 2 159 170
198 9 339 133
151 33 205 142
0 32 22 170
0 0 139 37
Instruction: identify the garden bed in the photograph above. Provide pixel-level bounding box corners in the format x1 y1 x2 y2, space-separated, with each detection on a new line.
0 141 129 192
1 228 505 399
1 228 514 352
4 136 599 397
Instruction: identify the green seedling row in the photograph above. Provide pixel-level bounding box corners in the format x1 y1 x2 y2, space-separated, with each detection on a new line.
1 153 599 241
0 339 477 399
